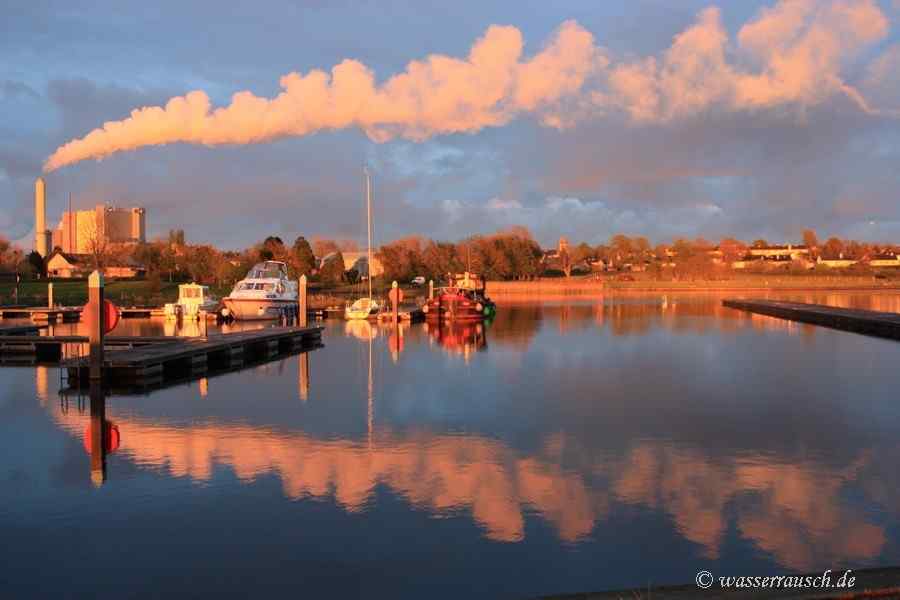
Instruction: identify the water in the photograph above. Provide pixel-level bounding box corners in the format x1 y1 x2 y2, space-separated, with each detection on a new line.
2 293 900 598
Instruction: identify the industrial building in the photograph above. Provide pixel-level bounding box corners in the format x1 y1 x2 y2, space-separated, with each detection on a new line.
32 177 146 256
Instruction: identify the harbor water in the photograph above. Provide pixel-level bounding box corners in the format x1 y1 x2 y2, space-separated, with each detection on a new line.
2 292 900 598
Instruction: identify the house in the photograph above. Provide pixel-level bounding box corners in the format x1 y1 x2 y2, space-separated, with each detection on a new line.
869 253 900 268
816 256 857 268
748 244 809 260
45 249 147 279
340 251 384 278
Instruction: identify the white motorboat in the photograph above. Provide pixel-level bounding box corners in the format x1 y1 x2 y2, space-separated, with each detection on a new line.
223 261 298 320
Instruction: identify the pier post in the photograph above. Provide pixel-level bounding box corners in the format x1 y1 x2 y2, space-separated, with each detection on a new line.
298 275 308 327
48 283 53 308
88 270 105 381
391 280 399 324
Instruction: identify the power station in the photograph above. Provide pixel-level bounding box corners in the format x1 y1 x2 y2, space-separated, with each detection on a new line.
32 177 147 257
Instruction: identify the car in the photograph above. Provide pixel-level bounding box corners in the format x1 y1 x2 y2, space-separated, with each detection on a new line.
411 276 426 286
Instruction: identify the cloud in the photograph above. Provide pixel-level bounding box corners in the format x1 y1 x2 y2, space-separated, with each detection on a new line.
44 21 602 171
44 0 894 172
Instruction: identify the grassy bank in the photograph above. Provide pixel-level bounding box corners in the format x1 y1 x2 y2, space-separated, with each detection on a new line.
0 279 182 307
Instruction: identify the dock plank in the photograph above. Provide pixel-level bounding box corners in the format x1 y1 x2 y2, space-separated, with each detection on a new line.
723 299 900 340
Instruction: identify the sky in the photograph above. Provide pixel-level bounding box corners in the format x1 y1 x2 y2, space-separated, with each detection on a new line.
2 0 900 250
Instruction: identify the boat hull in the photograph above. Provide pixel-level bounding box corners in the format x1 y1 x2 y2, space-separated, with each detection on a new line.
423 294 495 321
223 297 297 321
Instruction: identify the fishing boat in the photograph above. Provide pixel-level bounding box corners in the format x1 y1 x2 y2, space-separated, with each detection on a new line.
223 261 298 320
345 167 381 320
422 272 496 321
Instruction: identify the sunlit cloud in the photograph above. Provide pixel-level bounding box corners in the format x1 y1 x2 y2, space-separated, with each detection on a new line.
44 0 896 173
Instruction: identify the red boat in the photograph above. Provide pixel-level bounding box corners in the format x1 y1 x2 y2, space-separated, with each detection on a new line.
422 272 496 322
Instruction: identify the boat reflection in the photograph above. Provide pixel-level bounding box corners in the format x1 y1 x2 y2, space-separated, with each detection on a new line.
424 320 488 358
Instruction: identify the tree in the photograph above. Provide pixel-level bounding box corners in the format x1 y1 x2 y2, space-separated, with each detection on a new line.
752 239 769 249
83 219 109 270
318 250 345 284
718 238 747 262
609 234 634 264
168 229 185 246
822 237 845 260
291 236 316 276
185 245 219 283
802 229 818 254
312 237 340 258
27 251 46 278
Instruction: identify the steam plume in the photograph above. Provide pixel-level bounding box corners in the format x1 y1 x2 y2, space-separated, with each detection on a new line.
44 0 893 172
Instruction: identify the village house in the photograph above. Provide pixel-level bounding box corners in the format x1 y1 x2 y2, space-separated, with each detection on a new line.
44 249 147 279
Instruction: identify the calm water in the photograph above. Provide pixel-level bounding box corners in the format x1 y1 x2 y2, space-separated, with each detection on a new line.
2 293 900 599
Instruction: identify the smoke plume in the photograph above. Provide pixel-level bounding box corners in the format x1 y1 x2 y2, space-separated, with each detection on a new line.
44 0 893 172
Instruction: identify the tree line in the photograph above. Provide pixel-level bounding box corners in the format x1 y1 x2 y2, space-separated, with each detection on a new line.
3 227 899 285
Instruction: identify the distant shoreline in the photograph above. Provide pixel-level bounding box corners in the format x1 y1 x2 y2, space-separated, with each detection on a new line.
486 276 900 295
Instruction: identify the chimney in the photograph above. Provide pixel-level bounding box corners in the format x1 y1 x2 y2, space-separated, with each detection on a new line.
34 177 50 257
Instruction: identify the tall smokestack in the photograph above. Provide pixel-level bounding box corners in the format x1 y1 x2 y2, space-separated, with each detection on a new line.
34 177 50 257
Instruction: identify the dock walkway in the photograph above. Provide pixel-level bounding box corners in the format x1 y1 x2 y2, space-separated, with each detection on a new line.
63 326 322 387
723 299 900 340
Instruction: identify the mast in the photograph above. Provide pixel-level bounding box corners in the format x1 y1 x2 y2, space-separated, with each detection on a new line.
364 166 373 300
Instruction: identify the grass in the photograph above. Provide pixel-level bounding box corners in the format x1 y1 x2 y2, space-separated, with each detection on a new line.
0 279 181 307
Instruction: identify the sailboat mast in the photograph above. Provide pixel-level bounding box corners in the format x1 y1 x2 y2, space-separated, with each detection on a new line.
365 167 373 300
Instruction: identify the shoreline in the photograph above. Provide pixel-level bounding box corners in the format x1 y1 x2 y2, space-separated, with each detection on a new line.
486 278 900 295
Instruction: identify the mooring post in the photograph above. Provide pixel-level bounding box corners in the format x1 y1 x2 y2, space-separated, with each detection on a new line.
298 275 308 327
392 280 399 324
88 270 104 381
89 379 106 487
428 279 434 300
48 282 53 308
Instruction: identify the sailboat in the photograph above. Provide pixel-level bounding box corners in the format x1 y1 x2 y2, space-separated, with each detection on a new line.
345 167 382 320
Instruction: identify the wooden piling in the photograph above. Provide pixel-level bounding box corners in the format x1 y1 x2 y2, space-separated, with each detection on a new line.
48 283 53 308
88 271 104 380
298 275 308 327
391 280 399 324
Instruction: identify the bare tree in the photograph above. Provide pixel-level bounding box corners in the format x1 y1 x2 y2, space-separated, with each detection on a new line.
82 219 109 270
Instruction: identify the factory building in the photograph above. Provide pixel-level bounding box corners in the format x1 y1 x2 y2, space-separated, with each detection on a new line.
33 177 147 256
51 205 146 254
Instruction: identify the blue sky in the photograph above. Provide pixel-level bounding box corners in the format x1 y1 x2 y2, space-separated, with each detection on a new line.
2 0 900 249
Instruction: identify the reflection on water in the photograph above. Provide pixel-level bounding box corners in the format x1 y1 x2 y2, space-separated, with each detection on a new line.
2 292 900 599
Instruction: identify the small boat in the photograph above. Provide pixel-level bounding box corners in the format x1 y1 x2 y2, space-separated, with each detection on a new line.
223 261 298 321
164 283 219 320
345 296 381 320
422 272 496 321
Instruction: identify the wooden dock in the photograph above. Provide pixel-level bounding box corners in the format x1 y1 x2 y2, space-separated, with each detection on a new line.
723 299 900 340
0 334 183 363
0 306 82 322
63 326 322 387
0 323 43 335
